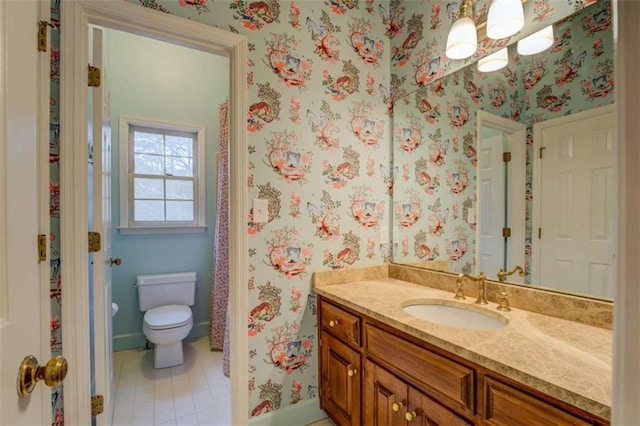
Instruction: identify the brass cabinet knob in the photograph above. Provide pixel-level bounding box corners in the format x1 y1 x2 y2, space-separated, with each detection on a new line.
347 368 357 377
328 320 339 327
17 355 68 397
405 410 417 421
392 401 403 412
109 257 122 266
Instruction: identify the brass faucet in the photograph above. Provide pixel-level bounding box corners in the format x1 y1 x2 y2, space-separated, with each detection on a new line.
454 272 488 305
497 265 525 282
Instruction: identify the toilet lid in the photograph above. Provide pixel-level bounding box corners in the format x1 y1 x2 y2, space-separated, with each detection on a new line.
144 305 192 330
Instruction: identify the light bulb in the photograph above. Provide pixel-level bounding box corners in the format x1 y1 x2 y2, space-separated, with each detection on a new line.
478 48 509 72
446 17 478 60
517 25 554 55
486 0 524 40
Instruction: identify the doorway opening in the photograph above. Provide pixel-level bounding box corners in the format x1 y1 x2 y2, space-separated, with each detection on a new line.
60 2 248 424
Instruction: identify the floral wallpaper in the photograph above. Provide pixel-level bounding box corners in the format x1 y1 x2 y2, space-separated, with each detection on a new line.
392 0 614 280
388 0 601 102
46 0 613 423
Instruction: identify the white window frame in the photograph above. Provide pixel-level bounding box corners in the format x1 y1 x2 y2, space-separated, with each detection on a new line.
118 115 206 234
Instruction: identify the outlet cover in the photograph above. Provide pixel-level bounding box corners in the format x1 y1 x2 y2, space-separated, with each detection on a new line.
253 198 269 223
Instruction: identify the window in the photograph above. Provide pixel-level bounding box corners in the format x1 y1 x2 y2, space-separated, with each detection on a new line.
119 116 206 233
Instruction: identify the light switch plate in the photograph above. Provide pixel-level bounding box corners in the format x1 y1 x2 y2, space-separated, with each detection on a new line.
253 198 269 223
379 226 389 245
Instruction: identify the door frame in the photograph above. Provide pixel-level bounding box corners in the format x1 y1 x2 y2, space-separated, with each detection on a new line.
531 104 614 287
476 110 526 280
60 1 248 423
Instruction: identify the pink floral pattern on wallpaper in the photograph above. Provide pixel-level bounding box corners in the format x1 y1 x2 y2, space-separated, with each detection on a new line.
44 0 613 423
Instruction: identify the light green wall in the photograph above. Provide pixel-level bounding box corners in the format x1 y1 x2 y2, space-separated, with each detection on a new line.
107 28 229 351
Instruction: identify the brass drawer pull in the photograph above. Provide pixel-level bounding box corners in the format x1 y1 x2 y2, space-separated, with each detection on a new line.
405 410 417 421
392 401 403 412
328 319 339 327
347 368 358 377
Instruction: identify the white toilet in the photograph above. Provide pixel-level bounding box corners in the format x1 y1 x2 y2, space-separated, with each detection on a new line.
136 272 196 369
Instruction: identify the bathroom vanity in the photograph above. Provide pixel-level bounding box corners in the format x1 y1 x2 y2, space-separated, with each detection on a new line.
314 268 611 426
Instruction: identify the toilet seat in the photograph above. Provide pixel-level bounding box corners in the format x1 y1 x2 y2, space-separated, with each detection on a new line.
144 305 192 330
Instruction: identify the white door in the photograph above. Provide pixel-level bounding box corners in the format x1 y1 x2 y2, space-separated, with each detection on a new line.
479 133 506 276
90 27 115 425
537 110 614 297
0 1 54 425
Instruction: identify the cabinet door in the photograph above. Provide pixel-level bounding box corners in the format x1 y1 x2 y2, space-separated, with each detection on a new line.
321 332 361 426
363 360 408 426
406 386 472 426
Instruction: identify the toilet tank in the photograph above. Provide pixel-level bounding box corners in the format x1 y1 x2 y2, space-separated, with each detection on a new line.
136 272 196 311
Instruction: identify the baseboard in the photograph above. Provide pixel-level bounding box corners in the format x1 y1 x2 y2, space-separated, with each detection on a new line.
248 397 326 426
113 321 209 351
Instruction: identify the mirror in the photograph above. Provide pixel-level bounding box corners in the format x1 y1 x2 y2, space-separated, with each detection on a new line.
391 0 614 300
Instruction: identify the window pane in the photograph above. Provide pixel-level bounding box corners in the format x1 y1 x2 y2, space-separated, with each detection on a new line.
166 135 193 157
134 200 164 221
166 179 193 200
134 153 164 175
134 178 164 199
134 131 163 154
166 201 194 221
165 156 193 177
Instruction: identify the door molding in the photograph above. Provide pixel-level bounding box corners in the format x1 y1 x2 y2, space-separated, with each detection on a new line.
60 1 248 423
531 104 614 287
476 110 526 280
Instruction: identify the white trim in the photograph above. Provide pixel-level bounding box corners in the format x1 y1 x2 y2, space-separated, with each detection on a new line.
118 115 206 230
117 225 207 235
37 1 52 422
476 110 526 281
61 1 249 424
614 2 640 423
531 104 615 286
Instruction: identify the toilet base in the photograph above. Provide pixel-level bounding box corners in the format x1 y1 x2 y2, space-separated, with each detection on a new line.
153 341 184 369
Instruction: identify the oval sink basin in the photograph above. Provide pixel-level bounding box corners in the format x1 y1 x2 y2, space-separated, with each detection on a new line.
402 300 508 330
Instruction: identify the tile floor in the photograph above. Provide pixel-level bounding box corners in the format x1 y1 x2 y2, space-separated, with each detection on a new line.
111 337 231 426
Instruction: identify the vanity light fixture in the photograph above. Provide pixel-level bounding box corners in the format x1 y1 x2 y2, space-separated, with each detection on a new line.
478 47 509 72
517 25 554 55
486 0 525 40
445 0 477 60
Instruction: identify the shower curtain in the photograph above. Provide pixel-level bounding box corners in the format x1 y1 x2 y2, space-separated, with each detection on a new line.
210 100 230 377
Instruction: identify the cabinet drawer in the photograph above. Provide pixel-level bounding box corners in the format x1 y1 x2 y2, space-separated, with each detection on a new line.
365 324 475 414
321 300 361 347
483 377 592 426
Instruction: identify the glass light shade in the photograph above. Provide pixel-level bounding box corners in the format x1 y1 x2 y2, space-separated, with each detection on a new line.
445 17 478 60
486 0 524 40
478 48 509 72
517 25 554 55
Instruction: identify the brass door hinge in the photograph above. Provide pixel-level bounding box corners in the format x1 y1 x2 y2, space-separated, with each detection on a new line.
37 234 47 262
91 395 104 416
37 21 52 52
503 151 511 162
88 65 101 88
538 228 542 239
502 227 511 238
88 232 101 253
539 147 546 159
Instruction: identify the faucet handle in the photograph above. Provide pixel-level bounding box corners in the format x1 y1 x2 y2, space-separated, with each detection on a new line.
497 291 511 312
454 277 466 300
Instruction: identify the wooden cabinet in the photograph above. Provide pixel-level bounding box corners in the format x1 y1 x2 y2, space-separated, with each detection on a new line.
318 295 609 426
363 359 470 426
320 333 361 425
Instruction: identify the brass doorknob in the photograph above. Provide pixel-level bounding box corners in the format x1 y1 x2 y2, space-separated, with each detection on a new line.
109 257 121 266
17 355 68 397
392 401 403 412
405 411 417 421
